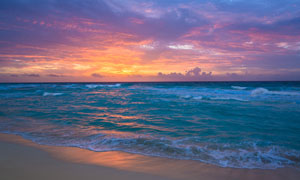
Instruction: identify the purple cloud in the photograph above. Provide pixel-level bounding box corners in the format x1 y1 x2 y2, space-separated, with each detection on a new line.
157 67 213 81
0 0 300 81
91 73 103 78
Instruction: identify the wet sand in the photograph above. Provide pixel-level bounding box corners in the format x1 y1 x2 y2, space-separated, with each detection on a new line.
0 133 299 180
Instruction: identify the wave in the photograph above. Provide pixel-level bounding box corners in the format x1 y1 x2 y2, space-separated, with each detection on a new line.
251 88 300 96
209 97 248 102
181 95 247 101
86 84 121 89
181 95 192 99
0 84 40 90
43 92 63 96
251 88 269 96
3 131 299 169
231 86 247 90
193 96 203 100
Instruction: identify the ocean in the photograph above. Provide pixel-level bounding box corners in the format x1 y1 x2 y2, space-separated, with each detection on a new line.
0 82 300 169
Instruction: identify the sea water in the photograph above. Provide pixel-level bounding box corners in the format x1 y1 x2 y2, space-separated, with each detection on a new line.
0 82 300 169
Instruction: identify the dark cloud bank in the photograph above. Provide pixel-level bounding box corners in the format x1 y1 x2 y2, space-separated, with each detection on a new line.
155 67 300 81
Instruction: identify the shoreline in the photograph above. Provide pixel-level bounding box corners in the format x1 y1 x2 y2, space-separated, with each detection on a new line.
0 133 300 180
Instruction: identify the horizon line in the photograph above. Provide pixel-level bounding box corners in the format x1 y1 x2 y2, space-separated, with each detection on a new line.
1 80 300 84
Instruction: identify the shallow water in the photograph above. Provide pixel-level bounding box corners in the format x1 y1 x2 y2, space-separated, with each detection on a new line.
0 82 300 169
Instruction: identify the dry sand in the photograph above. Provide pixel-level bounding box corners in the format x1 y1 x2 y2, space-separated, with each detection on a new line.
0 133 299 180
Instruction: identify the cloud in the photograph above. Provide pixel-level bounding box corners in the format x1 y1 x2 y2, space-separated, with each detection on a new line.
157 67 212 81
155 66 300 81
0 0 300 82
1 73 40 78
168 44 193 50
242 54 300 69
23 73 40 77
9 74 19 77
47 74 65 77
91 73 103 78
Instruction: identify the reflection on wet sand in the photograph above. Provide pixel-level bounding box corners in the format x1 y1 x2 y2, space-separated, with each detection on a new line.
1 133 299 180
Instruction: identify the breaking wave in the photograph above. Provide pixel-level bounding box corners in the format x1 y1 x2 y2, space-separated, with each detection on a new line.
251 87 300 96
231 86 247 90
86 84 121 88
43 92 63 96
3 130 300 169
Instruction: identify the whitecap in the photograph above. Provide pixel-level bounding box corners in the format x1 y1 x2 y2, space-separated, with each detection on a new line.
86 84 100 88
251 88 269 96
269 91 300 96
181 95 192 99
86 84 121 88
210 96 248 102
43 92 63 96
193 96 203 100
251 87 300 96
231 86 247 90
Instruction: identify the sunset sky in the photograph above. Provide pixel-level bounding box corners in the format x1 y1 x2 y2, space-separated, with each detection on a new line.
0 0 300 82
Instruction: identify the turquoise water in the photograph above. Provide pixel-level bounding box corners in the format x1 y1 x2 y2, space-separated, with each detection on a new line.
0 82 300 169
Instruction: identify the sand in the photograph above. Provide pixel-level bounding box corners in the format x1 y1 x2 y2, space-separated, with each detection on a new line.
0 133 299 180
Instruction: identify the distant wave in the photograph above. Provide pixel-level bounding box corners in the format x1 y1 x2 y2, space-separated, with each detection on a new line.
181 95 192 99
86 84 121 88
0 84 40 90
43 92 63 96
193 96 203 100
209 96 248 102
231 86 247 90
251 88 300 96
182 95 247 101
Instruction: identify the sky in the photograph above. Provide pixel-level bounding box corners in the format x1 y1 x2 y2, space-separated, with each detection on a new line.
0 0 300 82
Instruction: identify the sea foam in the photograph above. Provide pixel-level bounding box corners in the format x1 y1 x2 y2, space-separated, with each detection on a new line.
6 130 299 169
86 84 121 88
193 96 203 100
251 87 300 96
43 92 63 96
231 86 247 90
210 96 248 101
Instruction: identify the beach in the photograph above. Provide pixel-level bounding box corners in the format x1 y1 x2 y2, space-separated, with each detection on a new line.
0 133 172 180
1 0 300 179
1 133 299 180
